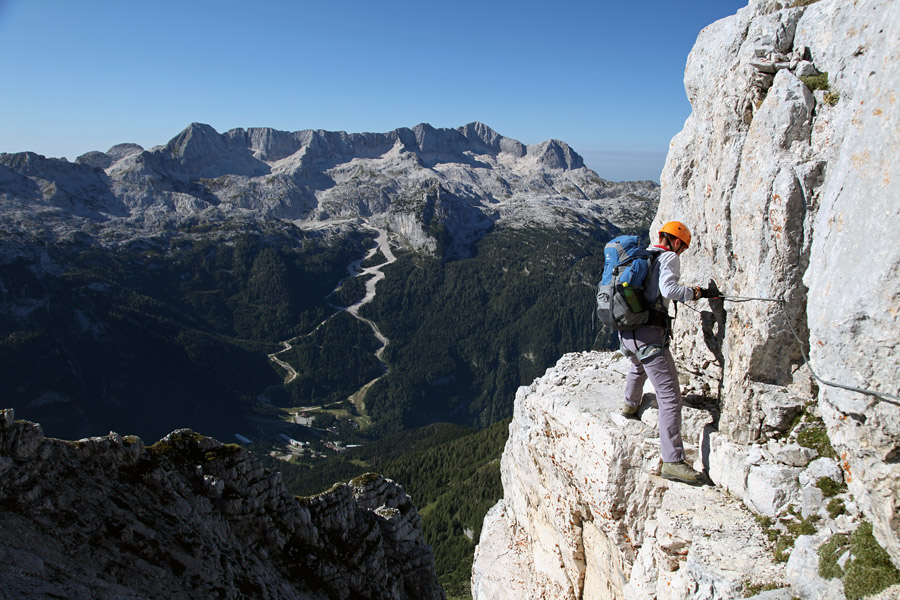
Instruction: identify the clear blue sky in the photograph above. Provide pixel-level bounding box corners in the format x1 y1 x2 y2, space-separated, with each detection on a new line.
0 0 747 182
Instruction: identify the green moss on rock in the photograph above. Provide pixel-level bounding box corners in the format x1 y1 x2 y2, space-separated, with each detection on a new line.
797 419 838 459
815 476 846 498
818 521 900 599
826 498 846 519
800 72 830 92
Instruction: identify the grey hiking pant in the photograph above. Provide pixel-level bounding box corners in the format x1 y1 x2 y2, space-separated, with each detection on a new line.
618 325 685 463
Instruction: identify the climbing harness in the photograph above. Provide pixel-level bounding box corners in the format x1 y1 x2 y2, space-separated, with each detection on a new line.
685 294 900 406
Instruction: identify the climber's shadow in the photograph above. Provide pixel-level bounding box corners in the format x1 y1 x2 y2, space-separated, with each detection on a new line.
693 279 727 477
700 279 727 379
683 392 720 479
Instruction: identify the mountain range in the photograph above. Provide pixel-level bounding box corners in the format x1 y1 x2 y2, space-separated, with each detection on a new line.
1 121 657 258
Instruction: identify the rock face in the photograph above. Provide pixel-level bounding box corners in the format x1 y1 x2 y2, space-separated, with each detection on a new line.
0 121 658 258
472 353 785 599
0 409 444 600
659 0 900 568
474 0 900 598
473 351 898 599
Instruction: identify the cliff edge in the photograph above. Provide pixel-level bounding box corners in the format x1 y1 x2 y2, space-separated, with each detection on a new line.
474 0 899 598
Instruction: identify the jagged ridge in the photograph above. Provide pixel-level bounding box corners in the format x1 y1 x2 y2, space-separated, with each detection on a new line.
0 122 657 258
0 409 445 600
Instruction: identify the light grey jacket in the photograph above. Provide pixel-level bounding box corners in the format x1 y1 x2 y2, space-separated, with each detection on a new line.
644 247 694 308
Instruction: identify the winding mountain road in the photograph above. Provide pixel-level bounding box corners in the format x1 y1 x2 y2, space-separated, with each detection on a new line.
264 222 396 414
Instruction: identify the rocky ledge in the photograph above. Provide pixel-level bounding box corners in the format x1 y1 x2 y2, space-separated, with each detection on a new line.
473 352 900 600
0 409 444 600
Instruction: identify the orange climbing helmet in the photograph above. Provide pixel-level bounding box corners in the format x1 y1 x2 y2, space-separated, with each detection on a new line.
659 221 692 248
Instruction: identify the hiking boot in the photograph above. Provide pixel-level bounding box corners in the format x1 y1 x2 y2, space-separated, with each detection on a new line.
621 403 639 419
661 461 704 486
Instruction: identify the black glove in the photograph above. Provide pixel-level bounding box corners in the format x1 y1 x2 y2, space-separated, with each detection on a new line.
693 286 719 300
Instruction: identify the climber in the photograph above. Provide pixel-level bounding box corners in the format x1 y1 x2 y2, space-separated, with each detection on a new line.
618 221 714 486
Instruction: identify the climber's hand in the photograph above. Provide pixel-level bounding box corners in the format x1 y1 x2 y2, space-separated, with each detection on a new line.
694 286 719 300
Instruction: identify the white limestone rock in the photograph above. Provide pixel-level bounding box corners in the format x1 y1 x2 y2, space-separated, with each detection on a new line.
473 351 784 600
473 351 665 600
657 0 900 567
745 464 803 517
744 589 795 600
794 60 818 78
799 457 844 488
801 484 826 519
785 535 846 600
796 0 900 567
773 443 817 468
627 484 783 600
708 433 751 499
758 386 806 435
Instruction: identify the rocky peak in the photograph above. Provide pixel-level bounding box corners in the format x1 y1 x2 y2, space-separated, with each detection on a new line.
0 408 444 599
166 121 225 159
458 121 521 156
1 151 67 175
528 139 584 170
410 122 445 153
76 144 144 169
106 142 144 161
152 122 270 179
230 127 306 162
75 150 113 169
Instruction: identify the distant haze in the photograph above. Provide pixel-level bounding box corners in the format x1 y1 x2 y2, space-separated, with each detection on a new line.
580 149 668 183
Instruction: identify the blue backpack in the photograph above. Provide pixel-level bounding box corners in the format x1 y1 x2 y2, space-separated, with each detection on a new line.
596 235 659 330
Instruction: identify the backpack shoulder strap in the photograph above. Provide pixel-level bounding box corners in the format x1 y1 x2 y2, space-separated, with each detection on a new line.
645 246 664 270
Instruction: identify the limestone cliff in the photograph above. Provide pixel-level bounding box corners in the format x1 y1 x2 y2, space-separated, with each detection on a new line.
474 0 899 598
662 0 900 572
473 353 786 599
0 409 444 600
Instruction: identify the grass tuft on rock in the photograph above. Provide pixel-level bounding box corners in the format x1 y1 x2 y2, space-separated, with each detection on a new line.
815 476 846 498
826 497 846 519
818 521 900 599
797 418 838 459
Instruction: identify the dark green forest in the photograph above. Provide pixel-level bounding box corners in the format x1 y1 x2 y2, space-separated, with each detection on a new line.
359 225 616 435
0 220 370 441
